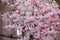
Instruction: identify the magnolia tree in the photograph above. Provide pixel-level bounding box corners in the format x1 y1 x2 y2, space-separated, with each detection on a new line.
1 0 60 40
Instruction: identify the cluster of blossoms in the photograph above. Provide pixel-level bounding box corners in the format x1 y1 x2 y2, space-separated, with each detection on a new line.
1 0 60 40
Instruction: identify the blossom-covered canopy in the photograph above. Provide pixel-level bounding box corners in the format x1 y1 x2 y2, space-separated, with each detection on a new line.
1 0 60 40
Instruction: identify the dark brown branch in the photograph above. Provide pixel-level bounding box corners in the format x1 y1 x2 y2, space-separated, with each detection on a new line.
0 34 21 39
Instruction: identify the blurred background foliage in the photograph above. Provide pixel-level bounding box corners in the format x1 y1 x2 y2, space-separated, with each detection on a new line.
0 0 7 14
56 0 60 5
